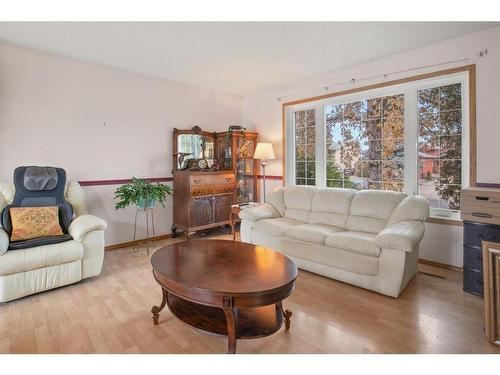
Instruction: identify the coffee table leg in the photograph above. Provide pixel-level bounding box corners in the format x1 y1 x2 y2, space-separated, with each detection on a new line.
223 307 237 354
278 302 293 330
151 288 168 325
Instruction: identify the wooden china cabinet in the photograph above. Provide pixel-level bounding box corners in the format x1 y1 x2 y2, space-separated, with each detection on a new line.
171 126 258 238
216 130 259 204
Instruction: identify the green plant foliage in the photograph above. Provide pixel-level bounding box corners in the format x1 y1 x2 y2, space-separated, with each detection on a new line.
114 177 173 210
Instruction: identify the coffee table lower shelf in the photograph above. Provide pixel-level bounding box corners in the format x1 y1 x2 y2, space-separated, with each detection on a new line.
166 293 284 339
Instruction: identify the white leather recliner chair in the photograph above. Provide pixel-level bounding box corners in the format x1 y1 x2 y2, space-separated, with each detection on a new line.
0 173 107 303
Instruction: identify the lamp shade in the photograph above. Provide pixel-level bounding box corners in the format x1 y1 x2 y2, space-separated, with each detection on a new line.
253 143 275 160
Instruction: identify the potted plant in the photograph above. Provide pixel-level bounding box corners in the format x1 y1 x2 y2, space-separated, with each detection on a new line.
114 177 173 210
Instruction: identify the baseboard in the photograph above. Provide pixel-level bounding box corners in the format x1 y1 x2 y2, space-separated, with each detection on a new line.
105 233 174 251
418 258 462 272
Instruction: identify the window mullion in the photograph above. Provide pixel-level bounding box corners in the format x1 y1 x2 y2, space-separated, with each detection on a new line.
285 108 295 186
404 89 417 195
315 105 325 187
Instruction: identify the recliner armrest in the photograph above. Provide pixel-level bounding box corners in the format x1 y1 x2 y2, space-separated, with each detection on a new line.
375 220 425 253
238 203 280 222
69 214 107 242
0 227 8 256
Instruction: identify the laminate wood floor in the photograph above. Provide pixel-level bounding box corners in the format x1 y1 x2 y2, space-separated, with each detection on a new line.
1 228 498 354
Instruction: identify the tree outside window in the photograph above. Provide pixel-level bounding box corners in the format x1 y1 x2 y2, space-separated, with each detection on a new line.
324 94 405 192
418 84 462 210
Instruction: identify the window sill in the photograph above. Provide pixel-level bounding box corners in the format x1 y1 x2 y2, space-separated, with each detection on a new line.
426 216 463 226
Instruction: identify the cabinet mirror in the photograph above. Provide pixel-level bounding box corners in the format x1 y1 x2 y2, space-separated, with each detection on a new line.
173 126 215 171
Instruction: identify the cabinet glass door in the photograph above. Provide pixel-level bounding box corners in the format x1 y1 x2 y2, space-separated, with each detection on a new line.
217 137 232 169
235 137 255 203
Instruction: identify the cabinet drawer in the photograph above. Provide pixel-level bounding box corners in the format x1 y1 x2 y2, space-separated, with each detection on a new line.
191 184 234 196
190 174 235 186
463 268 484 296
463 221 500 247
463 246 483 271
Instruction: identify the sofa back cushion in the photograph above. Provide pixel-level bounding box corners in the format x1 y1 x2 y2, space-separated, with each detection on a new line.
65 181 88 217
346 190 406 233
0 182 15 214
387 195 430 226
267 187 286 216
283 186 316 223
310 188 357 228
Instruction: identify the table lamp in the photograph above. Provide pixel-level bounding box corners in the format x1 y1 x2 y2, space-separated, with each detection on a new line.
253 142 275 202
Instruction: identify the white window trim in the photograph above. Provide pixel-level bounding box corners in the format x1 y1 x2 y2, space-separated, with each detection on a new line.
285 71 470 219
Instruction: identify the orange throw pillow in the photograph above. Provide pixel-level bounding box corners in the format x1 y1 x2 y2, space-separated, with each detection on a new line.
10 206 64 242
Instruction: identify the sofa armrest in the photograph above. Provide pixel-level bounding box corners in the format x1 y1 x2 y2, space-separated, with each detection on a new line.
0 227 8 256
238 203 280 222
69 214 107 242
376 220 425 253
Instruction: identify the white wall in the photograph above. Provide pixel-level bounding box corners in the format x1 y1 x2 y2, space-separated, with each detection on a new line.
243 26 500 267
0 42 244 245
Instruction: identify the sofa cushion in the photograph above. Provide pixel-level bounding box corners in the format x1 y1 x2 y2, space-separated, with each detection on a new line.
387 195 430 226
252 217 302 237
346 190 407 233
310 188 357 228
285 224 345 245
0 182 15 213
283 186 316 223
0 229 8 256
282 238 380 276
267 187 286 216
0 239 83 276
325 231 381 257
65 181 88 217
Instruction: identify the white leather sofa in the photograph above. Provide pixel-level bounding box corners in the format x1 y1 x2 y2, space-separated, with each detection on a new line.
239 186 429 297
0 181 107 302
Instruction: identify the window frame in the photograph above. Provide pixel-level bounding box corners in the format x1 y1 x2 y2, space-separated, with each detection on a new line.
282 65 476 223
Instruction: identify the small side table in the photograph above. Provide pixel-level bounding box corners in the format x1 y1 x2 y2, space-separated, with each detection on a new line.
230 202 257 241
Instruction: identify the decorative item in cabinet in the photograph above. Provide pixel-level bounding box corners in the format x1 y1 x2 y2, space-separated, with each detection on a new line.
216 128 258 204
461 187 500 296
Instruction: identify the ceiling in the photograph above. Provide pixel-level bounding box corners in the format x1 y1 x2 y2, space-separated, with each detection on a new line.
0 22 497 96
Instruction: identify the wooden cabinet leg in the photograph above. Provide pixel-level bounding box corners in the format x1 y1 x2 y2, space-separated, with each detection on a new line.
151 288 168 325
230 215 236 241
223 307 237 354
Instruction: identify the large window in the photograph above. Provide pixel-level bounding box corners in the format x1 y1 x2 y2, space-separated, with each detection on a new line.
418 84 463 212
285 70 471 220
325 94 405 191
294 109 316 185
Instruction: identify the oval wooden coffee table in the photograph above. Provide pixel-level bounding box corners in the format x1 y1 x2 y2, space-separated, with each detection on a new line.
150 239 298 354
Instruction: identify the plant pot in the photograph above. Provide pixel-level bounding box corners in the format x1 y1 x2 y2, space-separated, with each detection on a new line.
137 198 156 209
